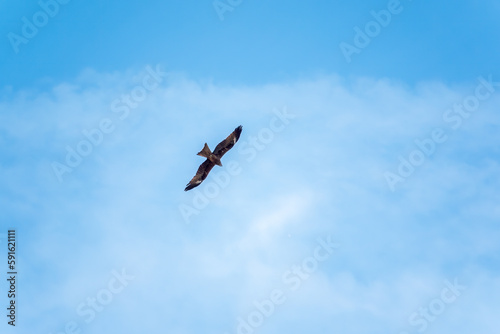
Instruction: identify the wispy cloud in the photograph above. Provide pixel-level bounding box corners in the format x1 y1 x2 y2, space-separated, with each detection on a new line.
1 69 499 334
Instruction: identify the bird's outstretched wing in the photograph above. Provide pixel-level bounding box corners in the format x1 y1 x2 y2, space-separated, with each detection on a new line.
213 125 243 158
185 125 243 191
185 159 215 191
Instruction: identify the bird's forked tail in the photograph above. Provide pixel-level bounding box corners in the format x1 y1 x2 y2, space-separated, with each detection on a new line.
197 143 212 158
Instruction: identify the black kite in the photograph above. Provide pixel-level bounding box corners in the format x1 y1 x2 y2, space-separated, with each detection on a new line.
185 125 242 191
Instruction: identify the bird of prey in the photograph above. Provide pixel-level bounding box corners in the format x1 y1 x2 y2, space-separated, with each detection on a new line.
185 125 243 191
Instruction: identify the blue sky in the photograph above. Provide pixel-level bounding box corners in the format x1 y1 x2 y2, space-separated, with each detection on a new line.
1 0 500 87
1 1 499 334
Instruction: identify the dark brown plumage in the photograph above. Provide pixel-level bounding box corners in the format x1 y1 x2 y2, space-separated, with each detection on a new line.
185 125 242 191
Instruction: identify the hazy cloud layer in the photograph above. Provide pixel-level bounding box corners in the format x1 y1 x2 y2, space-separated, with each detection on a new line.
1 69 499 334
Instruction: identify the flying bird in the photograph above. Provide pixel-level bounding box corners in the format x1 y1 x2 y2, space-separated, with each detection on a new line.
185 125 242 191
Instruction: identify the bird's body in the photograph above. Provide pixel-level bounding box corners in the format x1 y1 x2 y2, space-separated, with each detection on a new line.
185 125 242 191
197 143 223 166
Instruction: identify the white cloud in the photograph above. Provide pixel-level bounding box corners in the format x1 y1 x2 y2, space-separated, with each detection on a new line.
1 69 499 334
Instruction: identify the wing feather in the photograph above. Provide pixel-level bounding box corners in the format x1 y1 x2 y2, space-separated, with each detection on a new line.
185 159 215 191
184 125 243 191
213 125 242 158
